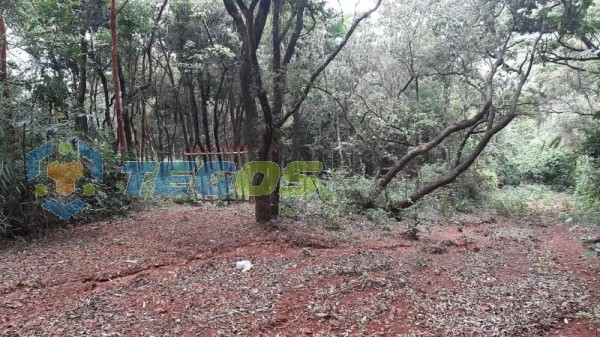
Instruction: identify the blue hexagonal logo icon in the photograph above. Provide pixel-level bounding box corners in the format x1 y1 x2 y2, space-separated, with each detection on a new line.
27 139 103 220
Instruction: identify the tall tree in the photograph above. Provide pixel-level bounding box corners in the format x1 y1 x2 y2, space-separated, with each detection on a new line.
0 9 15 154
75 28 89 133
224 0 382 222
111 0 127 154
0 10 6 99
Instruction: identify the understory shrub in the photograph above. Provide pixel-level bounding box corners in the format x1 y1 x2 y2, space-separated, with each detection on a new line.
581 122 600 159
420 163 499 213
487 184 553 216
537 149 577 191
315 170 374 212
576 122 600 209
0 159 46 236
495 159 522 187
0 139 132 238
575 156 600 209
70 146 133 222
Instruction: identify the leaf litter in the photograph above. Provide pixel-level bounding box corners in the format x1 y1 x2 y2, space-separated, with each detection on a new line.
0 204 598 336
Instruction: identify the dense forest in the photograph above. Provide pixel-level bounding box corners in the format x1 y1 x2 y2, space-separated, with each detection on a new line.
2 1 600 335
0 0 598 229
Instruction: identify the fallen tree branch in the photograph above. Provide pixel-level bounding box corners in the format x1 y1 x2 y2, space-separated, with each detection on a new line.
583 237 600 245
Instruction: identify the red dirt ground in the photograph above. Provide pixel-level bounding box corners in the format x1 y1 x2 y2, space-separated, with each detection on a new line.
0 204 599 336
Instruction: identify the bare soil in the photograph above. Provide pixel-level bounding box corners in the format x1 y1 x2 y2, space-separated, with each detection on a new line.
0 204 599 336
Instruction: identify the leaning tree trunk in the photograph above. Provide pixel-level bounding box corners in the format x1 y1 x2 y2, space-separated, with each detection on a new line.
372 33 542 211
394 113 517 209
110 0 127 154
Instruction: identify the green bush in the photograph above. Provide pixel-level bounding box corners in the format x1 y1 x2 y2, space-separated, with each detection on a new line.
0 159 42 236
450 171 490 212
581 122 600 159
0 140 133 238
309 170 364 225
488 184 553 216
575 156 600 208
71 145 133 222
496 160 522 187
489 188 528 216
537 149 577 191
427 165 498 213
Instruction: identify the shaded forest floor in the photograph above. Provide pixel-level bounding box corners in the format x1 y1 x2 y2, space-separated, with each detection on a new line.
1 203 599 336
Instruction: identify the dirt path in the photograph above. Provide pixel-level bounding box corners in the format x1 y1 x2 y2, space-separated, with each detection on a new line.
0 205 599 336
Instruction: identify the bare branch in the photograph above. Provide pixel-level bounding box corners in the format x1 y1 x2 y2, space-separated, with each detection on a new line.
277 0 383 127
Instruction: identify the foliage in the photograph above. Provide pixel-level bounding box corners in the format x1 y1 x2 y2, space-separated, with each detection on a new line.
419 163 499 213
72 144 133 222
537 149 578 191
314 170 375 224
574 156 600 208
487 185 554 217
581 121 600 159
0 159 36 236
577 304 600 320
0 132 133 238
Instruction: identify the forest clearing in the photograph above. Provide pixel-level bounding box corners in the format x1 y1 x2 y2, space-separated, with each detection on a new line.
0 202 599 336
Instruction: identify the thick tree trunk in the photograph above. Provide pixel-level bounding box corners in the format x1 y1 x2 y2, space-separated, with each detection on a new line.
267 0 284 218
224 0 380 222
223 0 271 222
239 55 260 151
255 127 275 222
110 0 127 154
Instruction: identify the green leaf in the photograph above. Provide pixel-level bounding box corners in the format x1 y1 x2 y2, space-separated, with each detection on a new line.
576 311 595 319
